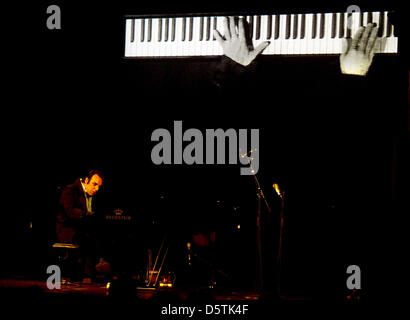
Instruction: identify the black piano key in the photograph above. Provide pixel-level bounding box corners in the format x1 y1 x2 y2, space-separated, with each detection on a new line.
319 13 325 38
300 14 305 39
256 15 261 40
293 14 298 39
378 12 385 37
267 15 272 39
206 17 211 40
367 12 373 24
213 17 217 40
199 17 204 41
386 12 393 37
386 12 392 37
331 13 337 38
274 15 280 39
312 14 317 39
285 14 291 39
147 19 152 42
141 18 145 42
189 17 193 41
131 19 135 42
391 11 398 37
182 17 186 41
164 18 169 41
171 18 176 41
360 12 364 27
248 16 254 38
157 19 162 42
339 13 345 38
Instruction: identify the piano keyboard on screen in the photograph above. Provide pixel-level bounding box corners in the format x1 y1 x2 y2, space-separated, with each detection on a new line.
124 11 398 57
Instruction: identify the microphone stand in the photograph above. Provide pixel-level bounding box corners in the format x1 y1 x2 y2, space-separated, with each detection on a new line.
275 189 285 297
240 150 271 292
252 170 271 292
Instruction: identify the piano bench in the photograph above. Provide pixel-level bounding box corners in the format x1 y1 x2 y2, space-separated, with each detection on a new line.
51 242 79 282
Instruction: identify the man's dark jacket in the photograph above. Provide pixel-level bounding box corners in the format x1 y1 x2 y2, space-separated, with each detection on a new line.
56 178 97 243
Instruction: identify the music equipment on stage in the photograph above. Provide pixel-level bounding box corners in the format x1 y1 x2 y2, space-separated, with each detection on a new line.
124 11 398 58
145 236 170 287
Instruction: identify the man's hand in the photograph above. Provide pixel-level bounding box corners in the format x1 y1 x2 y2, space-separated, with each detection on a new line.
86 211 95 216
340 23 380 76
214 17 270 66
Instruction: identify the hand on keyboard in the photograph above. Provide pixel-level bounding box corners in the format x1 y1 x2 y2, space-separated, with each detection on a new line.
214 17 270 66
340 23 380 76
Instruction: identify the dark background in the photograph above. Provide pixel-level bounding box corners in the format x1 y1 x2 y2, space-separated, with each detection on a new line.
2 0 408 303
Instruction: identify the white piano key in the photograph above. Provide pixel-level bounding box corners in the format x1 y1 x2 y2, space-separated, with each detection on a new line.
292 14 302 54
134 19 143 57
251 15 258 41
143 19 151 57
191 17 201 56
386 21 398 53
181 17 190 56
287 14 295 54
323 13 333 54
184 17 192 56
263 15 276 55
214 16 224 55
144 18 152 57
350 11 361 38
206 16 213 56
202 16 210 56
372 11 379 24
174 17 183 56
257 14 268 53
312 14 321 54
148 18 158 57
125 19 132 56
210 16 221 56
278 14 287 54
318 13 325 53
303 14 310 53
259 15 268 41
370 12 380 53
333 13 342 54
262 15 274 55
361 12 367 31
210 16 218 56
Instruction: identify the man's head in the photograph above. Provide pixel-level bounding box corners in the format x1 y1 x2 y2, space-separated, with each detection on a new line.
83 169 104 196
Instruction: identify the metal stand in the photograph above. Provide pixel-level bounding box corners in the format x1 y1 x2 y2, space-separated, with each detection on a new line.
252 171 271 291
145 235 169 287
275 188 285 297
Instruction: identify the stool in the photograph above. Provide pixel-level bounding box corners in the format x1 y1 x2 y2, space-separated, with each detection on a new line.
52 242 79 283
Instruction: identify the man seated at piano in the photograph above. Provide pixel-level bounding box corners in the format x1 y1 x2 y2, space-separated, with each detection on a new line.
57 169 111 283
213 16 380 75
